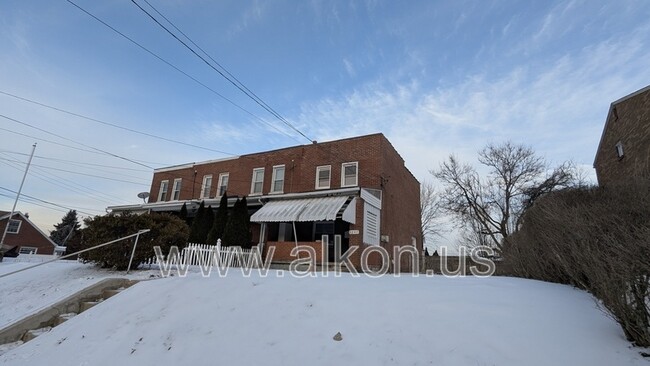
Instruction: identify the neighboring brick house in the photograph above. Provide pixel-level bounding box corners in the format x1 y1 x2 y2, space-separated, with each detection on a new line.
109 133 422 271
594 85 650 185
0 211 58 255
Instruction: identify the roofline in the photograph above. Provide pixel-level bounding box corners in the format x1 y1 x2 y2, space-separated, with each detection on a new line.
254 187 360 202
107 197 263 213
0 211 57 248
152 133 386 173
593 84 650 167
154 156 240 173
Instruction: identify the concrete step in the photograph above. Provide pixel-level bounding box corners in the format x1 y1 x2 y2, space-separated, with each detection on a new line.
101 288 124 299
54 312 77 326
0 340 24 356
79 300 102 313
22 327 51 342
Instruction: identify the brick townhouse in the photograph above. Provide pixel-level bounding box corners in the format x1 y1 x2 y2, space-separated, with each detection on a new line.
594 85 650 185
109 133 422 270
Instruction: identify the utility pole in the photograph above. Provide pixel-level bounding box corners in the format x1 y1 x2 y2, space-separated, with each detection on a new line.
0 143 37 258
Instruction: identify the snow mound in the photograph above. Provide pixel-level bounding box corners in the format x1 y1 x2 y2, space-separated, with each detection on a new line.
1 271 647 365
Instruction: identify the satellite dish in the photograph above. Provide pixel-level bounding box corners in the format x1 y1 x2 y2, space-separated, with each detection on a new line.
137 192 150 203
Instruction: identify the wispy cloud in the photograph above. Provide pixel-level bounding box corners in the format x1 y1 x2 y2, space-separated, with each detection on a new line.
297 21 650 183
227 0 266 37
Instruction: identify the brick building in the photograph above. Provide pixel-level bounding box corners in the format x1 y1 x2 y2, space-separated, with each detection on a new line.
594 85 650 185
109 133 422 270
0 211 58 255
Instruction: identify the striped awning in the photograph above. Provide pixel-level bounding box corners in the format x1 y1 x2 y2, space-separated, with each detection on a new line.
250 196 355 223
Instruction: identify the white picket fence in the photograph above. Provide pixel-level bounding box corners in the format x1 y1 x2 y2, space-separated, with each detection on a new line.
147 240 258 268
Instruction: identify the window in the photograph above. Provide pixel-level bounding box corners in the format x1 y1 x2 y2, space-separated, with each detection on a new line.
251 168 265 195
341 162 358 187
218 173 229 196
158 180 169 201
7 219 21 234
615 141 624 159
271 165 285 193
172 178 182 200
19 246 37 255
316 165 331 189
200 175 212 199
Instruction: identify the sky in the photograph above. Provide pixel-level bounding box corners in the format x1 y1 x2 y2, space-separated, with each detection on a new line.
1 0 650 245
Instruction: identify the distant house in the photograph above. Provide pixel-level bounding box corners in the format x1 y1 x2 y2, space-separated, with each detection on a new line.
108 133 422 271
594 85 650 185
0 211 58 255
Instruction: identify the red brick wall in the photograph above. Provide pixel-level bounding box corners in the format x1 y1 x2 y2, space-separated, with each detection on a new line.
148 134 385 202
595 88 650 185
379 136 422 271
0 215 55 255
264 241 325 263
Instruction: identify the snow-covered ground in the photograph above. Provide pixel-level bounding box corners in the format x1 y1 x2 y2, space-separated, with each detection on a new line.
0 260 159 329
0 264 647 365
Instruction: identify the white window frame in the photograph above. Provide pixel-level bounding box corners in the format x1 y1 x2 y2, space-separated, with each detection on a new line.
341 161 359 187
217 173 229 197
615 141 624 158
271 165 285 194
315 165 331 190
19 246 37 255
250 168 265 195
158 180 169 201
172 178 182 200
7 219 21 234
200 175 212 199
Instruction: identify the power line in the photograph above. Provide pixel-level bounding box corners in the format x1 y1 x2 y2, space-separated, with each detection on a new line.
0 127 169 166
0 113 153 169
0 156 149 186
0 150 151 172
0 156 122 205
0 186 102 216
131 0 314 143
65 0 300 142
0 90 237 157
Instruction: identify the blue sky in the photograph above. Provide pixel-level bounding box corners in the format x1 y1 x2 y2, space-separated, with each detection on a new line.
1 0 650 241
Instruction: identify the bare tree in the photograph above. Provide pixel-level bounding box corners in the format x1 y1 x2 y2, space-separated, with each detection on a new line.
420 180 444 245
433 141 576 252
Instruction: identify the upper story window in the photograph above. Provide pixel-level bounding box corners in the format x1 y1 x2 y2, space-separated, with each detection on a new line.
615 141 624 159
7 219 21 234
158 180 169 201
341 162 359 187
172 178 182 200
218 173 229 196
316 165 331 189
251 168 265 195
271 165 285 193
200 175 212 199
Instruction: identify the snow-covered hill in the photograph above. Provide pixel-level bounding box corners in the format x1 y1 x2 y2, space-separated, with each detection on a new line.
0 263 647 365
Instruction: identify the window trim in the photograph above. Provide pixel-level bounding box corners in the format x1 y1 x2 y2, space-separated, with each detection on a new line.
171 178 182 201
200 175 213 199
19 246 37 255
7 219 21 234
341 161 359 187
217 172 229 197
615 141 625 159
158 180 169 201
270 165 285 194
250 167 265 195
315 165 331 190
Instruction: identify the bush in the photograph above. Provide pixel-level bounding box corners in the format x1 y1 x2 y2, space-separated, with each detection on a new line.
503 180 650 347
80 212 189 270
223 197 252 248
